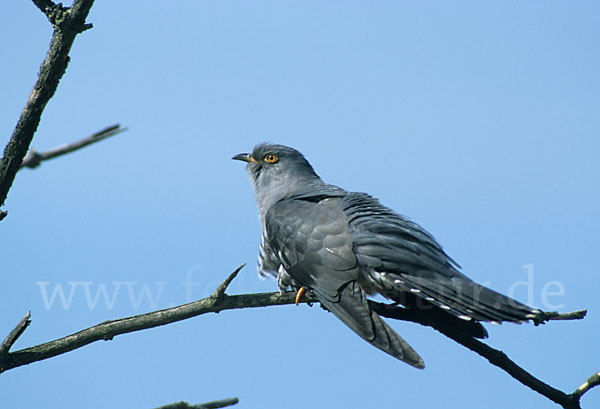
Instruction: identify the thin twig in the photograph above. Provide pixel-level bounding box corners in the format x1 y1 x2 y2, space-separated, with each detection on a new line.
572 372 600 400
153 397 239 409
197 397 239 409
0 312 31 355
20 124 126 170
212 264 245 301
534 309 587 324
0 0 95 215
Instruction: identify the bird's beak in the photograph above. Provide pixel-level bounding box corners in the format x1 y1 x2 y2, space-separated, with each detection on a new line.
232 153 258 163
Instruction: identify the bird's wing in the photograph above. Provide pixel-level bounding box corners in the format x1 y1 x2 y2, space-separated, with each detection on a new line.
344 193 540 323
265 197 358 299
265 197 424 368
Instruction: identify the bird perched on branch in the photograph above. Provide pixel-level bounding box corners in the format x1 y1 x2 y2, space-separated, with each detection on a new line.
233 143 541 368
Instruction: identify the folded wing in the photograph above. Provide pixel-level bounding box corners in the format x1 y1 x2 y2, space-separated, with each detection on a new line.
265 197 424 368
344 193 541 325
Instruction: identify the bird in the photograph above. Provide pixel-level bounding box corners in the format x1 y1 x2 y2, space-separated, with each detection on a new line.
233 143 542 368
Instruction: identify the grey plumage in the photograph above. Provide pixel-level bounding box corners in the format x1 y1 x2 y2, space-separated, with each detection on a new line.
233 143 541 369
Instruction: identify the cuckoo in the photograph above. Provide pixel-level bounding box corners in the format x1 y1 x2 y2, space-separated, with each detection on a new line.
233 143 541 368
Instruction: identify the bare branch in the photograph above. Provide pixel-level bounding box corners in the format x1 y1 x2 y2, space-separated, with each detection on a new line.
534 309 587 324
32 0 60 22
370 302 588 409
20 124 126 170
153 397 239 409
0 311 31 355
197 397 239 409
0 269 593 408
212 264 245 301
32 0 57 12
0 0 95 215
573 372 600 401
0 265 263 373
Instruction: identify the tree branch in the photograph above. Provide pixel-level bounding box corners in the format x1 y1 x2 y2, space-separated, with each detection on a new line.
0 311 31 355
0 268 593 408
534 309 587 324
0 265 253 373
19 124 126 170
0 0 95 215
370 302 588 409
32 0 61 22
573 372 600 401
153 397 239 409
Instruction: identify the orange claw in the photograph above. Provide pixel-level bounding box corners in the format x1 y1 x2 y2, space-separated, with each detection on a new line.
295 286 306 306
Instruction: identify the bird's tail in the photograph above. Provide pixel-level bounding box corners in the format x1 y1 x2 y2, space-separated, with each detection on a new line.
393 292 489 338
315 281 425 369
386 272 542 324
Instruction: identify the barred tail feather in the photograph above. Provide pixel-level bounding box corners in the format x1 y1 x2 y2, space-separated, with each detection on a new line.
386 273 542 324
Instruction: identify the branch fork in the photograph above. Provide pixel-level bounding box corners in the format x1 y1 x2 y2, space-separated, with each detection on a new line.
210 264 245 304
0 311 31 356
32 0 93 32
0 0 96 217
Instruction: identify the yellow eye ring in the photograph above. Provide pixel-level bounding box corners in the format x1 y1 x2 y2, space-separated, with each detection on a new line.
264 153 279 163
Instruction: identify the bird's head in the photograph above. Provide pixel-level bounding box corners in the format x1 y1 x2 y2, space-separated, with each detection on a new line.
233 143 322 219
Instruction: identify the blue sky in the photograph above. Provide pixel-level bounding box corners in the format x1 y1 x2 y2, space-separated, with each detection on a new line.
2 1 599 408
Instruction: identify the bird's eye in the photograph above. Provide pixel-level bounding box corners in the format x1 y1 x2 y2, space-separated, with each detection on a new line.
264 153 279 163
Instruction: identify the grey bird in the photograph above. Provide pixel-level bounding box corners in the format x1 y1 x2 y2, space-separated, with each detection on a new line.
233 143 541 368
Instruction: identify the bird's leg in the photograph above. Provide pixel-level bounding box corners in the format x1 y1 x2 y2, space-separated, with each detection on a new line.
295 286 306 306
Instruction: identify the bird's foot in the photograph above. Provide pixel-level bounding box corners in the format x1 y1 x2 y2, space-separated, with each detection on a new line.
295 286 306 306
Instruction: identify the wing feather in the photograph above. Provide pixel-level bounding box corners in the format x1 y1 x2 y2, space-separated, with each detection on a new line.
344 193 540 323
